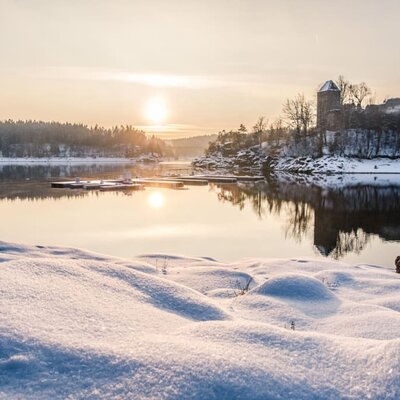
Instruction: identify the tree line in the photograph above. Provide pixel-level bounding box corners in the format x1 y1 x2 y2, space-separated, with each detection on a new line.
0 120 172 158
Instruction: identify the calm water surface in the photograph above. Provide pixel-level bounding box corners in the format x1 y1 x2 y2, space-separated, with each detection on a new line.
0 163 399 266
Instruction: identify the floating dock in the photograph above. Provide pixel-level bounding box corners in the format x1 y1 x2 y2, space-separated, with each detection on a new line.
158 177 209 186
132 179 184 189
230 175 264 182
83 182 102 190
193 176 237 183
162 175 238 184
51 174 265 192
100 183 143 191
171 175 264 183
51 181 77 188
198 175 264 182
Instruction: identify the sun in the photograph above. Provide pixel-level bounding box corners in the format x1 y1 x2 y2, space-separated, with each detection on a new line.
148 191 165 208
145 98 167 124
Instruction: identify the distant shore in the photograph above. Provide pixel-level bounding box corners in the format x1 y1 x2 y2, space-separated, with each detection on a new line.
0 157 156 165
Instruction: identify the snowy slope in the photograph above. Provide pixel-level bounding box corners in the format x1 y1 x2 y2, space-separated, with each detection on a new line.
193 152 400 174
273 156 400 174
1 243 399 399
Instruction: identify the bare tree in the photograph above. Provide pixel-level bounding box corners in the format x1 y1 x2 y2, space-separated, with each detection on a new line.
269 118 286 141
253 116 268 148
253 116 267 133
337 75 351 104
349 82 372 108
283 98 302 136
283 94 314 137
300 98 314 136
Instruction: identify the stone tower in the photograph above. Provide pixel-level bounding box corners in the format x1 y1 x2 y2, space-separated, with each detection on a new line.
317 80 341 131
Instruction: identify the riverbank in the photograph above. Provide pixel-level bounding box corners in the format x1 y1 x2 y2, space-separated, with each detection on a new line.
1 242 399 399
193 151 400 174
0 156 159 165
272 155 400 174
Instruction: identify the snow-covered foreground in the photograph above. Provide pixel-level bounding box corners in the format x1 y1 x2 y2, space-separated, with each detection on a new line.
1 243 399 399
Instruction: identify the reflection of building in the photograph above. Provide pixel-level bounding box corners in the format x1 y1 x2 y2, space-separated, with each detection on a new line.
214 179 400 258
317 80 342 132
313 187 400 257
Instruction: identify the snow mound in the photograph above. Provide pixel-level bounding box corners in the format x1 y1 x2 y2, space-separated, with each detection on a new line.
1 243 400 399
314 270 355 285
250 273 337 302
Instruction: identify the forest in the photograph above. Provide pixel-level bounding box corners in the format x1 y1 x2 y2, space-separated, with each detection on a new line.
0 120 172 158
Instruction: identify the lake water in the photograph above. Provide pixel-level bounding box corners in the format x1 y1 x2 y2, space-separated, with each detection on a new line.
0 162 399 267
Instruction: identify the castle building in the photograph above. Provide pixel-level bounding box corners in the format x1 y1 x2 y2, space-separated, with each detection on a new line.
365 97 400 114
317 80 342 132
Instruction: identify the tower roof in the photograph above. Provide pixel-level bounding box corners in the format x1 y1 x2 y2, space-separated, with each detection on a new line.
319 80 340 92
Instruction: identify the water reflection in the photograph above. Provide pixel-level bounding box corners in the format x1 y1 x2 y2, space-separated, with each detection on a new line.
0 163 188 201
0 164 399 262
0 163 190 182
149 192 165 208
211 176 400 259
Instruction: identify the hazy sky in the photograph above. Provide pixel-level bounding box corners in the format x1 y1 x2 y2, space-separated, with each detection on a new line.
0 0 399 138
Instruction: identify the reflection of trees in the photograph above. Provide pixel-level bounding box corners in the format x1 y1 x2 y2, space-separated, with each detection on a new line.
0 181 138 201
0 163 186 182
0 164 189 201
330 229 370 259
213 185 312 242
284 201 313 242
0 182 85 201
212 183 312 242
0 164 125 181
212 183 284 218
216 185 247 211
212 178 400 259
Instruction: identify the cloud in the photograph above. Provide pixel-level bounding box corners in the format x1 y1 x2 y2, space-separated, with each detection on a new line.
25 66 275 90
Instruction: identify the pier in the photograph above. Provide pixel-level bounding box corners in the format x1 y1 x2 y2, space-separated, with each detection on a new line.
51 174 265 192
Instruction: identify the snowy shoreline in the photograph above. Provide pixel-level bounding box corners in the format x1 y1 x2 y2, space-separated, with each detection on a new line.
1 241 399 399
272 156 400 174
193 153 400 174
0 157 161 165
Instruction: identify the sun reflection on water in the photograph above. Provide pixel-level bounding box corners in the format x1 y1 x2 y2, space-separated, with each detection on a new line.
148 191 165 208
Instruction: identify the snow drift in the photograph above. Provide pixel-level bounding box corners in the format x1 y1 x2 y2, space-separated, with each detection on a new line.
0 243 399 399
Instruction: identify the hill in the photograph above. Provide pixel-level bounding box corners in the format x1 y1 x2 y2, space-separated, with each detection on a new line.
168 134 217 159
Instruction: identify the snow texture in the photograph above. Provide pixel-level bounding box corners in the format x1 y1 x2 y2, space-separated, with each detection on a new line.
193 152 400 175
273 155 400 174
0 242 399 399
